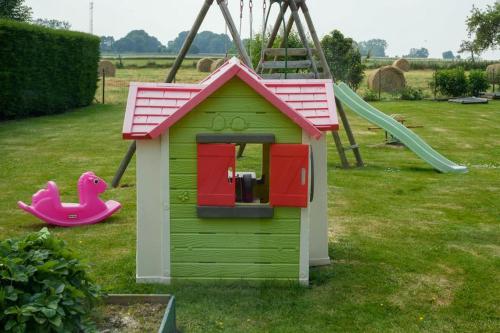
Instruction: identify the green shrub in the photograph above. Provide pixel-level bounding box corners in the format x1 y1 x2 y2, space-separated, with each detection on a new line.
362 89 379 101
0 228 102 332
468 70 489 96
364 58 496 71
0 19 100 120
400 86 424 100
430 68 469 97
322 30 365 90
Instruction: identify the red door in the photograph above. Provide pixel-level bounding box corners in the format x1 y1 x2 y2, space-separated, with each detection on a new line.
197 143 236 206
269 144 309 208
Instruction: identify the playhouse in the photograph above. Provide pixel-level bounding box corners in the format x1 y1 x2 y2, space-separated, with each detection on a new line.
122 57 338 284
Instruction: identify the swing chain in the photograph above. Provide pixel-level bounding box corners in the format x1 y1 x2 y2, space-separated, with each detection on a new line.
260 0 267 72
249 0 253 60
239 0 244 35
223 0 229 58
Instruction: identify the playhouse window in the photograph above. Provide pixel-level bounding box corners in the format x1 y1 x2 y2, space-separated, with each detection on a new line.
196 134 309 218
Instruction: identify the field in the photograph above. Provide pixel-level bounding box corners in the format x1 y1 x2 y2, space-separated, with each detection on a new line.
99 63 496 105
0 66 499 332
361 69 435 97
97 66 439 105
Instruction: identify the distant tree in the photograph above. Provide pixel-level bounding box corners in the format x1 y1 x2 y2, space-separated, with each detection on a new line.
195 31 230 53
321 30 365 90
0 0 32 21
114 30 166 53
357 39 388 57
167 31 188 53
189 44 200 54
167 30 232 54
33 18 71 30
405 47 429 58
458 40 480 62
100 36 115 52
464 3 500 52
442 50 455 60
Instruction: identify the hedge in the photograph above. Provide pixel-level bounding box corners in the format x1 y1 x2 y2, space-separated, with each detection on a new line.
0 20 100 120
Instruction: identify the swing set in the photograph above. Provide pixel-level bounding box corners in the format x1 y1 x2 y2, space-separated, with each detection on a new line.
112 0 363 188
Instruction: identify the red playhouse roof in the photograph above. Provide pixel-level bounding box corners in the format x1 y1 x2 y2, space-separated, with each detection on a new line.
122 57 339 140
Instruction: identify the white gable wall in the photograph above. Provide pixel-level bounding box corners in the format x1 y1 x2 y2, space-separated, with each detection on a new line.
136 132 171 284
303 132 331 266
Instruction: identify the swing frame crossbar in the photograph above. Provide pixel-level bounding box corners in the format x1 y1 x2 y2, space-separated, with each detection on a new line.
112 0 362 188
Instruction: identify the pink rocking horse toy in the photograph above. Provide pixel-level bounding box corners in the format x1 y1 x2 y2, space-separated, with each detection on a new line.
18 171 121 227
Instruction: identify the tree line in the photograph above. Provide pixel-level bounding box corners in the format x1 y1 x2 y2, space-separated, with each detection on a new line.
100 30 232 54
99 29 441 60
2 0 497 61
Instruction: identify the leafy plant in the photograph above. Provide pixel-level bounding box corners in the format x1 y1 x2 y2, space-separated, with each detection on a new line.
0 0 32 21
0 228 102 332
430 68 469 97
400 86 424 100
464 3 500 53
362 89 379 101
468 70 490 96
0 19 100 120
321 30 365 90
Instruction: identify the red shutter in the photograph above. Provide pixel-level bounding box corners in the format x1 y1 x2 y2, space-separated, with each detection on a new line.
269 144 309 208
197 143 236 206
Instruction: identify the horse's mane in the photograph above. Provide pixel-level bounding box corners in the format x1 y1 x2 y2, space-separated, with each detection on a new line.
78 172 93 189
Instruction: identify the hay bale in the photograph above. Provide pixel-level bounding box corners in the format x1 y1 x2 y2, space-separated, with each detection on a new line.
98 60 116 77
368 66 406 93
197 58 214 72
211 58 227 72
486 63 500 84
392 58 410 72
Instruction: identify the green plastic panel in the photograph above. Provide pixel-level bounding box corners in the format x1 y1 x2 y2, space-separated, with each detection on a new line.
171 263 299 279
169 77 302 280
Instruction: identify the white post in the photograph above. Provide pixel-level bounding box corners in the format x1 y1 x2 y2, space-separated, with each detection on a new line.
136 134 171 284
305 132 330 267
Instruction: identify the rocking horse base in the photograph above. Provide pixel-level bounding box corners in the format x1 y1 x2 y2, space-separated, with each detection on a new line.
17 200 121 227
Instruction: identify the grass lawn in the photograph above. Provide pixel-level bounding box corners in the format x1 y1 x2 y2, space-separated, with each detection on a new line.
0 67 499 332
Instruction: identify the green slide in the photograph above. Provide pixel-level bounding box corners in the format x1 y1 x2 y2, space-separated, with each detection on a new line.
333 82 467 174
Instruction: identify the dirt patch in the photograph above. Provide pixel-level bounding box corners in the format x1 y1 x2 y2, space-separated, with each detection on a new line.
93 303 165 333
389 273 461 308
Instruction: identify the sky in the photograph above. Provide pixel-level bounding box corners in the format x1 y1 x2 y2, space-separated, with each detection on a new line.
26 0 500 60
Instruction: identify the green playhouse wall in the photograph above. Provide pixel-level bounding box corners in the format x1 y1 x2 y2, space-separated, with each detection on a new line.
169 77 302 280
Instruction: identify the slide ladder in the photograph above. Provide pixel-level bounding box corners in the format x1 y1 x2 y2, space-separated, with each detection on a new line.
333 82 467 174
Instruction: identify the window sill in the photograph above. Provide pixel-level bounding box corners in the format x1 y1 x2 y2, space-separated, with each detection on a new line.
197 205 274 219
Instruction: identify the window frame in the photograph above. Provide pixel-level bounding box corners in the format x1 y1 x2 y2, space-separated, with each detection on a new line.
196 133 275 219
